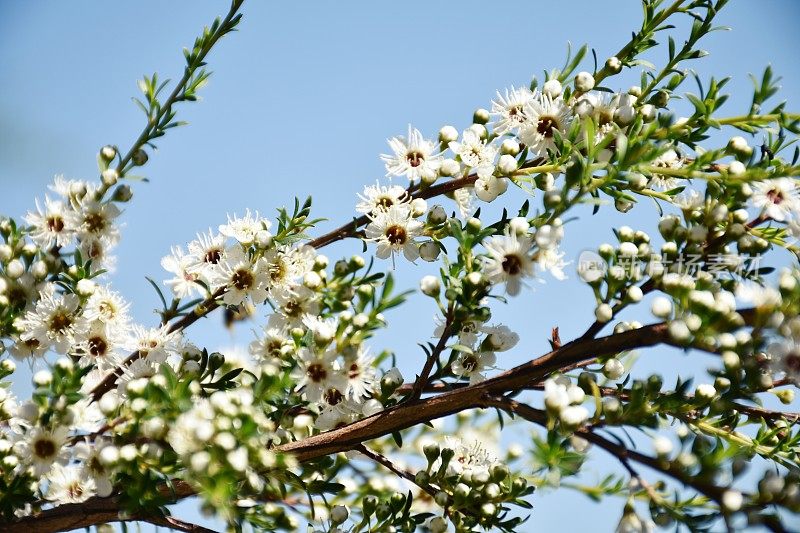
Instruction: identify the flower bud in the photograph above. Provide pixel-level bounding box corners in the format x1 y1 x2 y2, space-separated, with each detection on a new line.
420 275 440 296
6 260 24 279
497 154 518 175
728 160 746 176
473 108 490 125
76 278 96 296
605 56 622 73
100 145 117 161
595 303 613 323
330 505 349 524
542 79 562 98
132 149 149 166
419 241 440 262
602 358 625 380
501 139 520 155
651 296 672 318
410 198 428 217
439 125 458 143
439 158 460 177
574 71 595 92
111 184 133 202
101 169 119 186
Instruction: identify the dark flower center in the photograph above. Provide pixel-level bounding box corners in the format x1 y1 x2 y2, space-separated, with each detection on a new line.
47 216 65 233
767 189 785 205
34 438 57 459
348 363 360 379
462 356 478 372
785 352 800 372
231 269 254 290
537 116 558 137
49 311 73 334
502 254 523 275
386 225 407 245
84 213 106 233
406 151 424 168
88 336 108 357
376 196 394 209
324 387 343 405
307 363 327 383
204 248 222 264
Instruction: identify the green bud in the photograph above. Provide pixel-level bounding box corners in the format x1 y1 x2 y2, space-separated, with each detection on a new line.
132 148 149 166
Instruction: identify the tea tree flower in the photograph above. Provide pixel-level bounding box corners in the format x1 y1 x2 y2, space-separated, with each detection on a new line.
481 231 534 296
490 86 535 135
24 197 75 249
381 126 442 182
212 247 270 305
365 204 423 262
520 94 573 156
751 178 799 221
45 464 97 504
356 182 409 215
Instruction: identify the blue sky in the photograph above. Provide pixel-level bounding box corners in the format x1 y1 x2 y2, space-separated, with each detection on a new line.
2 1 799 531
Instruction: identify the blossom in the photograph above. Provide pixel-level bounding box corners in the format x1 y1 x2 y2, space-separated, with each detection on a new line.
381 126 442 182
481 231 534 296
219 210 271 245
211 247 270 305
519 94 573 157
342 347 376 400
451 350 496 385
14 425 70 476
161 246 200 298
767 337 800 385
73 439 115 497
262 245 315 291
75 320 125 370
356 182 409 215
45 464 97 503
17 284 88 354
441 435 498 477
68 198 121 245
186 230 227 277
268 286 320 330
125 325 182 364
249 327 290 361
751 178 799 221
24 196 75 249
291 348 345 403
448 128 498 178
84 286 130 329
647 148 683 190
365 204 423 262
490 86 535 135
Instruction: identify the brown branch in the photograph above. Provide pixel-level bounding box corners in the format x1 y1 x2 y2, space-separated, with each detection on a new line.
144 515 220 533
354 445 438 499
9 309 760 532
409 306 454 401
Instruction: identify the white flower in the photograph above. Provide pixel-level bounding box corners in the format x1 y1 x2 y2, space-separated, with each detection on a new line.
560 405 589 426
84 286 130 329
342 347 376 400
652 436 673 456
453 187 476 219
474 175 507 202
126 325 181 364
219 210 271 245
673 189 704 211
161 246 200 298
365 204 423 262
520 94 573 157
441 436 498 477
481 231 534 296
292 348 345 403
212 247 270 305
186 230 226 277
647 148 683 190
533 246 568 280
69 198 121 245
356 182 409 215
751 178 799 222
262 245 316 291
452 350 496 385
78 236 117 271
448 129 498 178
735 282 782 310
381 126 442 182
45 464 96 503
268 286 320 330
75 320 125 370
24 196 75 249
766 338 800 385
490 86 535 135
482 324 519 352
543 379 570 411
17 284 88 354
74 439 115 497
249 327 290 361
15 425 70 476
